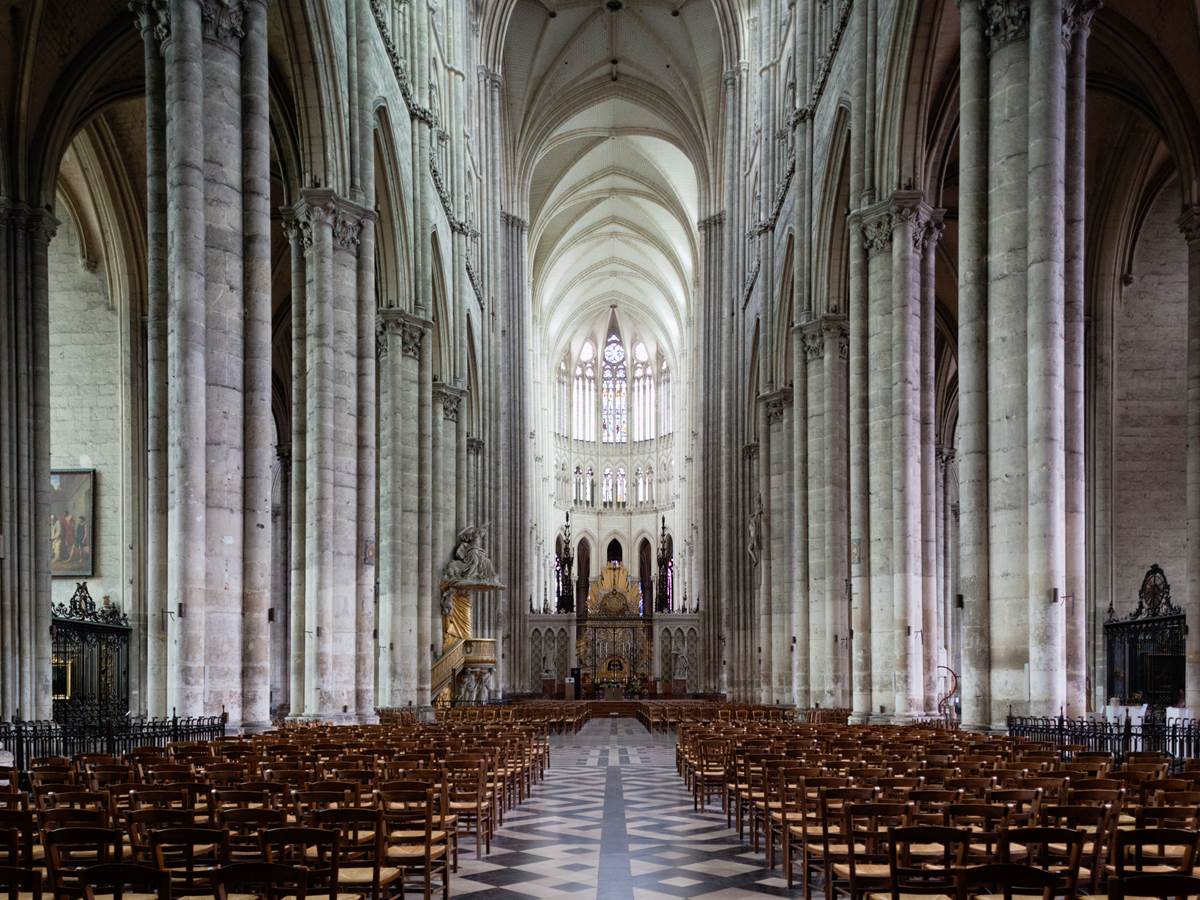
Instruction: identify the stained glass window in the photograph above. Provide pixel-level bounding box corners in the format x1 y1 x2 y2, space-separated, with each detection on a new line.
602 467 614 505
601 334 627 443
573 344 596 441
616 467 627 504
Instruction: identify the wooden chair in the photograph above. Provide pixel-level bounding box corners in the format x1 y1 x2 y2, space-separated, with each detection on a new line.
213 862 306 900
0 866 42 900
127 809 194 864
150 827 231 898
379 786 450 900
1110 874 1200 900
874 824 970 900
79 863 169 900
312 808 400 900
43 827 126 900
259 827 339 900
953 862 1060 900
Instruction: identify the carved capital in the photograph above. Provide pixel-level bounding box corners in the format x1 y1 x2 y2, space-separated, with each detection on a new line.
26 209 59 246
1061 0 1101 45
433 382 466 422
467 437 485 456
377 308 430 361
201 0 245 49
983 0 1030 53
799 318 825 360
859 202 894 257
130 0 170 43
743 442 759 462
292 190 375 253
1180 205 1200 247
761 387 793 426
915 208 946 254
936 445 957 467
822 313 849 360
890 190 932 244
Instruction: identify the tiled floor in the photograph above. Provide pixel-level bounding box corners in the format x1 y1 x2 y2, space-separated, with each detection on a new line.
451 717 795 899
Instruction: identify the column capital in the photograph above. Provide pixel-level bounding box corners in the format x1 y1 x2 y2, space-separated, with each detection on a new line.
130 0 170 44
698 212 725 231
742 442 759 462
291 189 376 252
1180 205 1200 246
798 317 825 360
467 437 485 455
433 382 467 422
983 0 1030 53
377 308 430 361
916 208 947 254
25 208 59 246
889 190 933 240
858 200 894 257
936 444 957 467
760 387 793 426
500 211 528 232
822 313 849 360
200 0 246 50
1061 0 1101 44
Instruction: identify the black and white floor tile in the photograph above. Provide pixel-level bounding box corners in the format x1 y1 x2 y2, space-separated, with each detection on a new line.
451 717 797 899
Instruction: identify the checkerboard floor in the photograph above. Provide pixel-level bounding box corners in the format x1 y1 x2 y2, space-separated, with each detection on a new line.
450 717 797 899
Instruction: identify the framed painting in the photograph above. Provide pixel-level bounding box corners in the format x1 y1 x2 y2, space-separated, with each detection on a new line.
49 469 95 577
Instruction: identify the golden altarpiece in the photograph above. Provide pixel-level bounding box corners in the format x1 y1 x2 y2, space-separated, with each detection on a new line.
576 563 654 694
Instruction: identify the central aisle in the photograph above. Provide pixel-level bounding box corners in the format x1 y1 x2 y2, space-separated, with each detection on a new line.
453 717 793 899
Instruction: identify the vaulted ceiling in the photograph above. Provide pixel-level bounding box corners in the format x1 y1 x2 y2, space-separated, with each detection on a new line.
501 0 728 368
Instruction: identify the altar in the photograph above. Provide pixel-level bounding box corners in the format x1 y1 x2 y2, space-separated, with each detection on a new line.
576 563 654 697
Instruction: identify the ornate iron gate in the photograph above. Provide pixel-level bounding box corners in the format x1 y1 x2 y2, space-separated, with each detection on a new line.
50 582 131 722
1105 564 1186 710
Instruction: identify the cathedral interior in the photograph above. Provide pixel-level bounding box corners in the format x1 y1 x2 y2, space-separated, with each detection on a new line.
2 0 1200 753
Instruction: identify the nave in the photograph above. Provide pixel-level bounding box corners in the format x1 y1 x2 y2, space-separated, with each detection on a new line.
455 718 792 899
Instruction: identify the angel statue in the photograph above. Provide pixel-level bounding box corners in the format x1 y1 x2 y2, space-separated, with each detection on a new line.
442 524 502 589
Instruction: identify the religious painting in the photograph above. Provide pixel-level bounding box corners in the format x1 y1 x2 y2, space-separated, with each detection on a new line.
49 469 95 577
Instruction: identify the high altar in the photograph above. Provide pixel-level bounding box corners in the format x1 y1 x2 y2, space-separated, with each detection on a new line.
575 563 654 695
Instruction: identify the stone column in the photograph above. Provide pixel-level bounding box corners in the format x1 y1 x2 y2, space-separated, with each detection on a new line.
240 0 271 730
765 389 793 704
432 382 465 659
861 203 895 718
919 214 944 710
891 192 930 718
800 321 826 704
1064 0 1100 717
792 321 811 709
1183 206 1200 704
823 316 849 706
757 395 773 706
379 309 427 708
356 214 377 720
1026 0 1068 716
0 205 55 720
284 218 308 716
164 0 209 717
134 0 170 717
935 445 948 688
986 0 1030 726
957 0 991 728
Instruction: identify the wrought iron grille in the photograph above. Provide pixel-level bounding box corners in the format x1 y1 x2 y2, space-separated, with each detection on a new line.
50 582 131 722
1105 564 1186 710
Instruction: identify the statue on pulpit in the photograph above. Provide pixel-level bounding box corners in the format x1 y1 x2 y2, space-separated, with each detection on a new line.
443 525 502 588
441 524 504 650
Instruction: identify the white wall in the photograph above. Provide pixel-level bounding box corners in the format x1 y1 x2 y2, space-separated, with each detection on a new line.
1112 183 1189 613
48 216 126 610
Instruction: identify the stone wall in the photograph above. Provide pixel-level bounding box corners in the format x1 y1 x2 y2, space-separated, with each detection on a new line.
1112 184 1188 614
47 216 125 609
